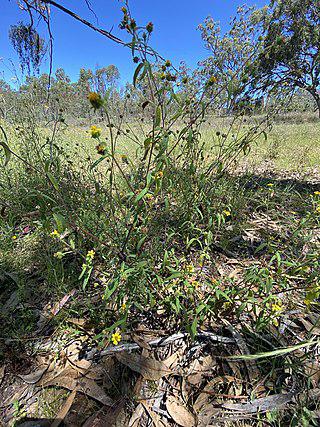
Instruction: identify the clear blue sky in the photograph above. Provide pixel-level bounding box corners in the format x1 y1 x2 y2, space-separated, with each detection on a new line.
0 0 267 86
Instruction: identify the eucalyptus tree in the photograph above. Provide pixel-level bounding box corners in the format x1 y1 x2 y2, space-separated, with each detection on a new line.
255 0 320 117
198 6 264 114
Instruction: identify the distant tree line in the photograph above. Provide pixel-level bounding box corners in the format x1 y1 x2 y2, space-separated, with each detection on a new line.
1 0 320 119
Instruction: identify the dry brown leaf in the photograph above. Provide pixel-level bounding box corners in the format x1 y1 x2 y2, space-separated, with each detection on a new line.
129 403 145 427
166 395 195 427
50 389 77 427
51 289 76 316
19 365 49 384
132 333 152 350
300 318 320 335
77 377 113 406
39 367 78 387
142 402 167 427
40 369 113 406
186 355 214 385
67 318 87 327
222 393 294 413
197 405 222 427
1 384 29 408
116 352 172 381
194 375 235 412
0 366 5 387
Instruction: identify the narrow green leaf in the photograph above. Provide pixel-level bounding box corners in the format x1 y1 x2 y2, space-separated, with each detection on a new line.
190 317 198 340
135 186 149 202
154 105 162 128
0 141 11 166
133 62 144 87
90 155 108 171
136 235 148 252
53 212 67 233
47 171 59 191
229 339 319 360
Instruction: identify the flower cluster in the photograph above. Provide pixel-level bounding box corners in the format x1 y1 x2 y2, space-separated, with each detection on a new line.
185 264 195 274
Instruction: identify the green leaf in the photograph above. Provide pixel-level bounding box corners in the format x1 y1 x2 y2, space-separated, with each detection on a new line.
154 105 162 128
229 339 319 360
53 212 67 233
47 171 59 191
0 140 11 166
135 186 149 202
83 266 93 290
136 235 148 252
190 317 198 340
131 36 136 57
133 62 144 87
90 155 108 171
44 160 59 191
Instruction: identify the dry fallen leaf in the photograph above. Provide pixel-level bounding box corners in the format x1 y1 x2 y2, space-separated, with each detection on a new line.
142 402 167 427
128 403 145 427
50 389 77 427
222 393 294 413
116 352 172 381
166 395 195 427
132 333 152 350
18 365 49 384
194 375 235 412
40 368 113 406
0 366 5 387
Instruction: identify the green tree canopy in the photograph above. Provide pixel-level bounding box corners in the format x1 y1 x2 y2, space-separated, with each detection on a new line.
256 0 320 116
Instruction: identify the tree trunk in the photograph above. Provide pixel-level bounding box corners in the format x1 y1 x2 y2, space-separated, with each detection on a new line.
308 88 320 118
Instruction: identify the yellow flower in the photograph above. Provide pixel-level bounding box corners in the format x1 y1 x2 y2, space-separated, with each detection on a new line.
185 264 194 274
87 250 95 260
314 191 320 196
206 76 217 86
111 331 122 345
50 229 60 238
120 154 128 164
12 235 17 240
88 92 103 110
315 205 320 214
90 125 102 139
223 210 231 217
121 302 127 312
191 280 200 289
155 170 164 180
271 303 282 313
267 183 274 187
54 251 64 259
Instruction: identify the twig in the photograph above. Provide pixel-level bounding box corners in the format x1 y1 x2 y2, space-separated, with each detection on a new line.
85 332 234 360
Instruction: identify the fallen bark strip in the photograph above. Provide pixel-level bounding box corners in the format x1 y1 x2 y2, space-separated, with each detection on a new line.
85 332 235 360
